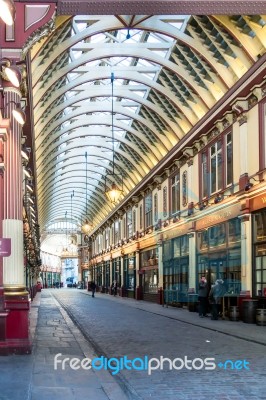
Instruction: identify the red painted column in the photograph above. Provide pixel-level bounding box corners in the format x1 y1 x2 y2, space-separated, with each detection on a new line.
0 118 11 355
2 88 31 354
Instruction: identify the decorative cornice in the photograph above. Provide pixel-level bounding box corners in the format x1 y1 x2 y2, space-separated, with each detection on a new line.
22 17 56 57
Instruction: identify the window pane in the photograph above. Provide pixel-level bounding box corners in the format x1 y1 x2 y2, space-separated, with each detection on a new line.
254 212 266 242
171 173 180 215
211 155 216 193
154 193 158 222
202 153 208 198
218 151 223 190
228 218 241 244
163 186 167 217
226 133 233 185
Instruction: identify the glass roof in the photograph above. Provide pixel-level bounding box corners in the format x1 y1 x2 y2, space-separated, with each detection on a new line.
30 14 266 253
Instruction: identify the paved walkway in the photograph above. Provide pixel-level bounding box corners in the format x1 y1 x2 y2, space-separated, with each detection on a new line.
84 291 266 346
0 289 265 400
0 291 128 400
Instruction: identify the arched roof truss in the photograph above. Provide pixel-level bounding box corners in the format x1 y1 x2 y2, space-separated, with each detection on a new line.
31 14 266 233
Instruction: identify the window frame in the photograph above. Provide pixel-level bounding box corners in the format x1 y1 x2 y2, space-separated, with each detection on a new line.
199 129 233 200
171 171 180 216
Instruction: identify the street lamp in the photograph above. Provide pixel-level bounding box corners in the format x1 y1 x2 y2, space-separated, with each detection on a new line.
104 73 123 204
81 151 92 234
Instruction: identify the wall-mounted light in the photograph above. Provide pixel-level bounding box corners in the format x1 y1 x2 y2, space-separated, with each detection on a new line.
26 184 33 193
0 0 16 25
1 101 26 125
199 201 208 210
214 194 223 204
0 58 23 87
21 145 30 162
23 167 32 179
12 103 26 125
244 177 262 191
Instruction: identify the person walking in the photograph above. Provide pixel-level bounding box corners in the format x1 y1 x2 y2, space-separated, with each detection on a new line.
111 280 117 296
91 281 96 298
209 279 226 320
198 276 208 318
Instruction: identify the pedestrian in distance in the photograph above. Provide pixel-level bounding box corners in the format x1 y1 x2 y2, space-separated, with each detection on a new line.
111 280 117 296
209 279 226 320
198 276 208 318
91 281 96 297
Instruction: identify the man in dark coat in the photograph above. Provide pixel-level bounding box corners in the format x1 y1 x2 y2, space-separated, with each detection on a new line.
91 281 96 297
209 279 226 320
198 276 209 317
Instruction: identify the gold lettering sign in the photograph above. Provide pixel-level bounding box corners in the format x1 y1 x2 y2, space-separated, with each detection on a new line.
196 204 239 230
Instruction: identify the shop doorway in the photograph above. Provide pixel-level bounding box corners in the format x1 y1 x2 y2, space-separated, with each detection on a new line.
197 254 226 291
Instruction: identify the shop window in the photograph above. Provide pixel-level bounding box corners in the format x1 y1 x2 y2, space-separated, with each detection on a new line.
171 172 180 215
163 240 172 261
227 249 241 294
133 209 136 233
144 270 158 293
228 218 241 244
254 211 266 242
255 247 266 296
211 223 226 247
197 230 208 251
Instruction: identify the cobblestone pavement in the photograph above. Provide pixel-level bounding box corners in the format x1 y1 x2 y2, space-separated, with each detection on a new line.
51 289 266 400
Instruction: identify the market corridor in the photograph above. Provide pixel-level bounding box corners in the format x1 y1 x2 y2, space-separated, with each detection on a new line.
1 289 266 400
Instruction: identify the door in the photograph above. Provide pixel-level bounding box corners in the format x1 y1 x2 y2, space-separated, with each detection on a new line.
208 258 227 286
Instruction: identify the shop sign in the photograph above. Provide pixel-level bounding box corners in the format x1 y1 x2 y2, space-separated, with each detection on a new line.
196 203 240 231
250 194 266 211
0 238 11 257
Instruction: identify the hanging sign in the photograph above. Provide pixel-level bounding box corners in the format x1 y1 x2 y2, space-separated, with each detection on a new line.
0 238 11 257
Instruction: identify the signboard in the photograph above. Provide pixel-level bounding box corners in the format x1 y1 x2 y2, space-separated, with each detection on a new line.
0 238 11 257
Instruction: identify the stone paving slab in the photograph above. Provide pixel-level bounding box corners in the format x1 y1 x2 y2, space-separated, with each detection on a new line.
0 290 129 400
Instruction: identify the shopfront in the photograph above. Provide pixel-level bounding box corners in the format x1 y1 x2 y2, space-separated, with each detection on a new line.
163 234 189 304
112 257 121 286
123 253 136 298
103 260 110 291
139 247 158 302
196 217 241 294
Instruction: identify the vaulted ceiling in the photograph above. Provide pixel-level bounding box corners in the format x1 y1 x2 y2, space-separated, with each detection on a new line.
31 14 266 242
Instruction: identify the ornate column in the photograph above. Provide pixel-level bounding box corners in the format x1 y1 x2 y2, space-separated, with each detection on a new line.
120 253 124 296
0 118 10 355
234 101 249 190
2 86 31 354
239 214 252 293
135 245 141 300
188 231 196 291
